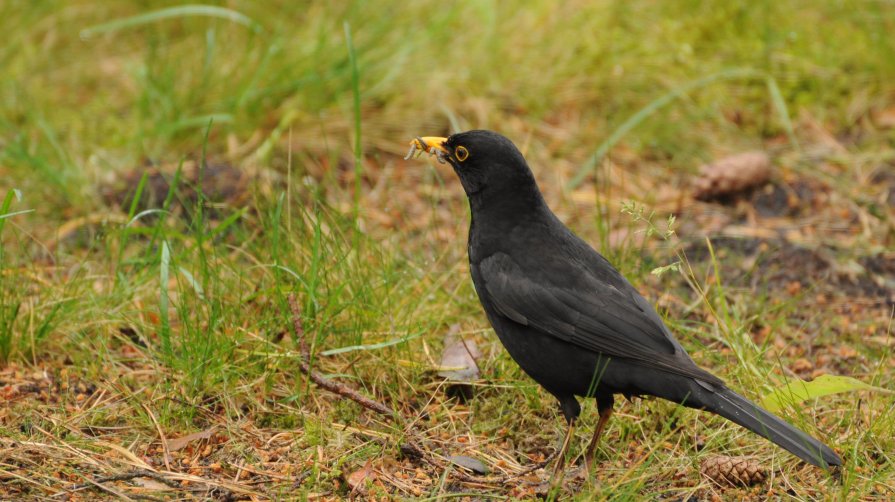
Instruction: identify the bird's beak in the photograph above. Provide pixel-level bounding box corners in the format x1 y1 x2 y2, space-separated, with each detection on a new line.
414 136 448 154
404 136 450 163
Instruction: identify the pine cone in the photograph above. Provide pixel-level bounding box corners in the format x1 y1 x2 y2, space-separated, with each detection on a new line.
700 455 767 487
693 151 772 201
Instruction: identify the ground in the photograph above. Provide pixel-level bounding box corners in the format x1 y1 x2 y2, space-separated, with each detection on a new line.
1 1 894 500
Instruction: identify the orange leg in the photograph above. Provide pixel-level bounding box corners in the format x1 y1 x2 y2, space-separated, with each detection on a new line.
584 406 613 473
549 418 576 486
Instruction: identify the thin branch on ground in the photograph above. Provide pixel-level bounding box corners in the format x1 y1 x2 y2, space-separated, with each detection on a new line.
285 293 552 485
65 469 184 493
288 293 395 417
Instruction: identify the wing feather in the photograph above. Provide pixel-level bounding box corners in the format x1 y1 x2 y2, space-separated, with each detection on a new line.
479 252 721 384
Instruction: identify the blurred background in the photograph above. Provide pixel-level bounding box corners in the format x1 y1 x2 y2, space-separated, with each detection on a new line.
1 1 894 499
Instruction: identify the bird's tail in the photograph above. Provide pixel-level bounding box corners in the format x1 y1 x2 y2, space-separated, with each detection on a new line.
705 387 841 468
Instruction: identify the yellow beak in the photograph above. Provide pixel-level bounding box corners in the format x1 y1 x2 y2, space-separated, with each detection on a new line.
411 136 448 154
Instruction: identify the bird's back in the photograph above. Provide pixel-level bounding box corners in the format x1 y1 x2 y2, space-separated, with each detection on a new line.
468 202 722 389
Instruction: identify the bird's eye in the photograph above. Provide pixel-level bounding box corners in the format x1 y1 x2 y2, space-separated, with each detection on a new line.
455 145 469 162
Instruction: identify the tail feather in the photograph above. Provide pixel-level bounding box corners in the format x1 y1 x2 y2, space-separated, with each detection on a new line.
707 387 841 468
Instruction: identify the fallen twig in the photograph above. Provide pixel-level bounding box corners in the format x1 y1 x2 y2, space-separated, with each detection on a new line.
140 403 171 471
61 468 259 500
66 469 183 493
288 294 395 417
284 293 552 486
79 474 143 501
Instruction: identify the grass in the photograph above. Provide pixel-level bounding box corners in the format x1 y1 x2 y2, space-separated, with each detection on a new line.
1 0 895 499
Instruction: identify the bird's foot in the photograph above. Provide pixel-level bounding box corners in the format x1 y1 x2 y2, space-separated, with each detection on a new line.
583 452 598 475
548 460 566 488
574 462 595 482
531 465 590 497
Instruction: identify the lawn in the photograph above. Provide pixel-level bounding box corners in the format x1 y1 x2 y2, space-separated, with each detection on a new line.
1 1 894 500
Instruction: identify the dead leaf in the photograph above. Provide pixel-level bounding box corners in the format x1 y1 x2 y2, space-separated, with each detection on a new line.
438 324 481 401
166 427 217 452
874 106 895 129
132 477 173 491
447 455 489 474
345 460 375 495
868 336 895 347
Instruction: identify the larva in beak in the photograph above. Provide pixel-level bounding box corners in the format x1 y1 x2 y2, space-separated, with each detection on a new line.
405 136 450 163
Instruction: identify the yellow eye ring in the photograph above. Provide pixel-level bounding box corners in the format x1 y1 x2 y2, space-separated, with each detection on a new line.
455 146 469 162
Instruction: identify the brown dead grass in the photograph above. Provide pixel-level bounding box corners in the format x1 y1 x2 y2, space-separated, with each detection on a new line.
3 120 894 500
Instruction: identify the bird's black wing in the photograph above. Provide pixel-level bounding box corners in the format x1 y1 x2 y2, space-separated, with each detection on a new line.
478 251 722 384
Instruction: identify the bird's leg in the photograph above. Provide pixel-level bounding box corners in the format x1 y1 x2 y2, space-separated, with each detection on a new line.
583 405 613 473
549 418 576 486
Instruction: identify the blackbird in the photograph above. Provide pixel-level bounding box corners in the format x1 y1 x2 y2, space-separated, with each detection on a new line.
407 130 841 476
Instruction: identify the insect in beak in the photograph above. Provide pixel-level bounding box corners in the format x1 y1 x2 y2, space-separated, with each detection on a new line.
405 136 450 164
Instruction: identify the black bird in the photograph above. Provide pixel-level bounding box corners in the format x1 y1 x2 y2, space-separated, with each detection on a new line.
407 130 841 477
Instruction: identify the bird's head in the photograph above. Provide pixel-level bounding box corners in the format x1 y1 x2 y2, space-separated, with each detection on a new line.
406 130 539 201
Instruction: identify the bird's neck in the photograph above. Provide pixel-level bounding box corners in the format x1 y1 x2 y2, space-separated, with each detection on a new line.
468 182 551 230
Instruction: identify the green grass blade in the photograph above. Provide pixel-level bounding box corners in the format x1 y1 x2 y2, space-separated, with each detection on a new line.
159 241 172 357
344 21 363 247
765 76 801 153
177 266 205 299
80 4 262 38
0 190 28 265
762 374 895 413
126 209 172 228
127 172 149 219
0 209 34 221
208 208 247 238
568 68 765 190
319 332 422 356
0 189 22 234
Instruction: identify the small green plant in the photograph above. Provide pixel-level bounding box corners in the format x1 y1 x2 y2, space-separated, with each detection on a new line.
0 189 33 363
619 199 682 277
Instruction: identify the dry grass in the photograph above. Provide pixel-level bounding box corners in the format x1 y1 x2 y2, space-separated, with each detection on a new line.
2 1 895 500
